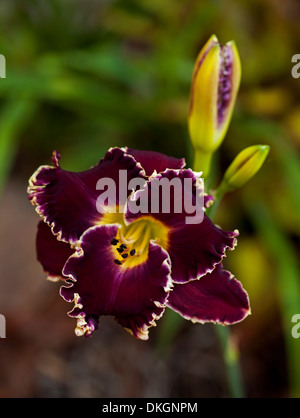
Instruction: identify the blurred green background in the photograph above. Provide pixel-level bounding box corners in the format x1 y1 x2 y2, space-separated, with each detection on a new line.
1 0 300 398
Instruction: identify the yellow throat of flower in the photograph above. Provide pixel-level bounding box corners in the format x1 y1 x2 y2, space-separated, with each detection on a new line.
108 216 169 269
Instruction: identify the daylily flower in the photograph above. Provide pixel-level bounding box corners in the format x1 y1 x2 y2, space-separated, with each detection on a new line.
28 147 250 340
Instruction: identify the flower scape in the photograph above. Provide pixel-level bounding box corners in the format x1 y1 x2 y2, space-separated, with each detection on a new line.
27 147 250 340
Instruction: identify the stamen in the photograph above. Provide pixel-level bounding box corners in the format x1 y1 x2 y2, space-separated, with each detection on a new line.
111 238 119 246
121 253 128 259
117 247 124 254
120 244 127 250
114 259 123 265
130 249 136 256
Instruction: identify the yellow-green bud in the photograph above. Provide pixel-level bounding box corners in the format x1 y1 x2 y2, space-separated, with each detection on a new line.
220 145 270 192
189 35 241 156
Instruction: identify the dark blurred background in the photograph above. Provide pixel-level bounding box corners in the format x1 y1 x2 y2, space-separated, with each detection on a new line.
1 0 300 398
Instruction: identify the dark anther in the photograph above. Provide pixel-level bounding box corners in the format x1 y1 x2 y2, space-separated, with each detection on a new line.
114 259 122 265
117 247 124 254
130 249 136 256
120 244 127 250
121 253 128 259
111 238 119 246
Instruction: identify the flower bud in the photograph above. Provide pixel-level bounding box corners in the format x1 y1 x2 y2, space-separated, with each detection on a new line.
188 35 241 154
221 145 270 192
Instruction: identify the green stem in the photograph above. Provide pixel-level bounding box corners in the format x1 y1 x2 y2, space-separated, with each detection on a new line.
216 325 244 398
206 180 229 219
193 148 213 177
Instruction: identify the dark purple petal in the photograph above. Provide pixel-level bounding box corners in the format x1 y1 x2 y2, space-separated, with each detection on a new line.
167 263 250 325
28 147 145 244
124 168 236 283
61 225 172 339
36 221 74 281
204 193 214 209
168 215 238 283
125 168 205 228
167 219 238 283
126 147 186 176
